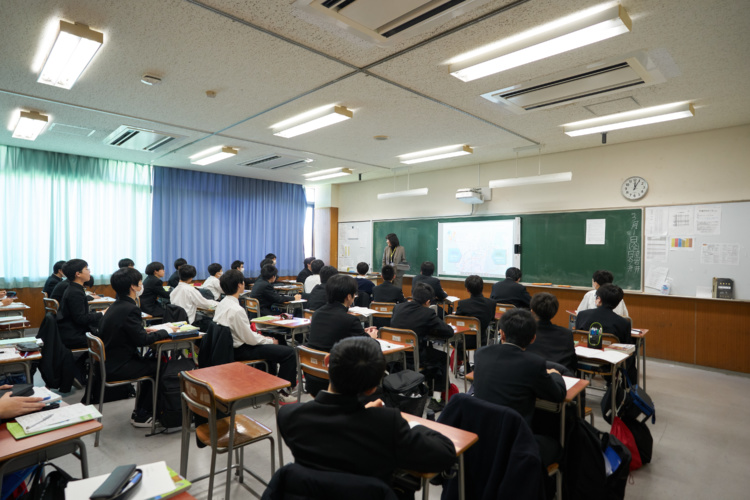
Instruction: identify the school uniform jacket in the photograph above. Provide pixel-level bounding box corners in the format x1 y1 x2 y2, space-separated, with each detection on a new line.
56 282 103 349
490 278 531 308
411 274 448 301
167 270 181 288
302 284 327 311
390 300 454 358
250 278 296 316
296 268 312 286
356 276 376 296
141 274 171 316
307 302 367 352
525 319 577 374
50 279 70 304
42 274 62 297
575 307 632 345
455 294 496 336
371 282 405 304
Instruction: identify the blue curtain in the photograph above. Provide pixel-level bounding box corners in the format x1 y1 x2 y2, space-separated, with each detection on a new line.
0 144 152 288
152 166 306 279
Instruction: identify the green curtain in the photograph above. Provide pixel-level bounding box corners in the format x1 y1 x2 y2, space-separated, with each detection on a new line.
0 144 152 288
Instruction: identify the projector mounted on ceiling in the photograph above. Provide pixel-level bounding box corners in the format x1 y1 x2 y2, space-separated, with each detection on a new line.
456 187 490 204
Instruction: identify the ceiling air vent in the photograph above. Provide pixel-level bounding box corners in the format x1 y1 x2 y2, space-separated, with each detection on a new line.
481 53 666 114
239 154 313 170
295 0 493 46
104 126 182 152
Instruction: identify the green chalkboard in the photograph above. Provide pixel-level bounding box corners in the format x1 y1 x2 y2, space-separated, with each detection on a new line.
373 209 642 290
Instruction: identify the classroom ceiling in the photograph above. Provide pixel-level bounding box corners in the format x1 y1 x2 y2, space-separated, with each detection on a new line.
1 0 749 186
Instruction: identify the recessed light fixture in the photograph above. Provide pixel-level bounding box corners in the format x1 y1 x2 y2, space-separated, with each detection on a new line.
190 146 238 166
273 105 352 138
399 144 473 165
303 167 353 182
37 20 104 89
563 102 695 137
450 4 631 82
13 111 49 141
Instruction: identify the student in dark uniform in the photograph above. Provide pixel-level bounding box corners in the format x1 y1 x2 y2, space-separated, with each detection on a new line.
56 259 106 349
355 262 375 296
167 258 187 288
490 267 531 308
42 260 66 297
411 262 448 303
303 265 338 311
250 264 301 316
527 293 576 374
455 275 496 372
371 265 405 304
296 257 316 285
141 261 171 317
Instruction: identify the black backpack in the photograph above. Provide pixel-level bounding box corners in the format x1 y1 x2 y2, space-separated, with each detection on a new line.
623 417 653 465
157 350 196 429
563 418 608 500
382 370 429 416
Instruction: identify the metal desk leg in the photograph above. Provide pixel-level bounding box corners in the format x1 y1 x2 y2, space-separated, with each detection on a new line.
458 454 466 500
421 478 430 500
273 393 284 465
641 338 647 391
225 409 236 500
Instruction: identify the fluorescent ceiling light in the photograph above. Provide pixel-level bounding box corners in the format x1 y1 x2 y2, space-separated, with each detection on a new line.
13 111 49 141
190 146 238 166
450 4 631 82
563 102 695 136
489 172 573 188
37 20 103 89
273 106 352 138
303 168 353 181
399 145 473 165
377 188 429 200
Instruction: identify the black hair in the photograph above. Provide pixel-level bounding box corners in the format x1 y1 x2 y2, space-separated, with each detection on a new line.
220 269 245 295
506 267 522 281
420 261 435 276
111 267 143 296
261 264 278 281
328 337 386 396
465 275 484 296
145 261 164 276
592 270 614 286
325 274 357 304
62 259 88 281
381 265 395 282
386 233 400 248
596 284 624 309
174 258 187 270
412 283 434 305
357 262 369 275
319 265 338 285
179 265 197 281
259 258 274 270
207 263 222 276
500 308 537 348
118 258 134 268
310 259 324 275
530 293 559 321
265 253 277 260
53 260 66 274
231 260 244 270
304 256 316 266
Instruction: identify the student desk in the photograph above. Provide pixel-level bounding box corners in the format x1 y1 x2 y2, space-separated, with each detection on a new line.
0 303 30 318
88 296 115 311
253 317 310 346
0 351 41 383
376 338 413 370
430 325 471 402
196 306 216 318
183 362 290 500
0 303 31 339
574 344 633 419
400 413 478 500
632 329 649 390
0 419 101 498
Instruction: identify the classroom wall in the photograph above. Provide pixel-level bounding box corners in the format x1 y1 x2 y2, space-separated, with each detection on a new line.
336 124 750 221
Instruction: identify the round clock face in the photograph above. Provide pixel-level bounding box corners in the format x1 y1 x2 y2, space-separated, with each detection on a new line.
622 176 648 200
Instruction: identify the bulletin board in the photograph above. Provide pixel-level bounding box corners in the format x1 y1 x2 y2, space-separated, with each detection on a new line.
337 221 373 272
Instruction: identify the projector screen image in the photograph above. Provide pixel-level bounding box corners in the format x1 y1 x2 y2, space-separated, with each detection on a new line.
438 219 517 278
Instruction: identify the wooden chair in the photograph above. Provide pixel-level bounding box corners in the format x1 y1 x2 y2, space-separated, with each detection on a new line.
492 303 516 343
378 327 419 370
43 297 59 315
444 315 482 392
572 330 623 385
179 371 275 500
302 309 314 320
41 291 48 298
244 297 260 319
295 345 329 402
370 302 395 328
84 333 156 446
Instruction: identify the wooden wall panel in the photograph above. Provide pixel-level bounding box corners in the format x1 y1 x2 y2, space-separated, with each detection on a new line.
696 300 750 372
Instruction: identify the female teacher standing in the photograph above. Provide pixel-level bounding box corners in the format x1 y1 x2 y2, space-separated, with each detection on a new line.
382 233 409 289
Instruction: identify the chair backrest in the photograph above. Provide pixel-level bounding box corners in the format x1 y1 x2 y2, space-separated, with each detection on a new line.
43 298 59 315
42 291 48 299
495 302 515 317
295 345 329 380
445 315 482 347
85 332 106 364
179 370 215 421
370 302 395 317
303 309 314 319
379 327 419 368
244 297 260 316
572 329 621 347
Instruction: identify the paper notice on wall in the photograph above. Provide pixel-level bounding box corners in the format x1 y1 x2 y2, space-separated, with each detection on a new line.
348 227 359 240
700 243 740 265
645 266 669 290
646 207 669 236
669 237 695 251
668 206 695 235
645 236 668 262
696 286 713 299
695 205 721 235
585 219 606 245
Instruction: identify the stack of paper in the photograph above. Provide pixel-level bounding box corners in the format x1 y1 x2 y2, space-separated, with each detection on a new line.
11 403 101 437
32 386 63 404
347 306 378 317
376 339 402 352
251 315 280 322
445 296 460 302
575 346 630 364
64 461 191 500
0 315 26 324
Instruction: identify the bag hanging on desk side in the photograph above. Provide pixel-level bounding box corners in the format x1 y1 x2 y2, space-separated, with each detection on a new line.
625 375 656 424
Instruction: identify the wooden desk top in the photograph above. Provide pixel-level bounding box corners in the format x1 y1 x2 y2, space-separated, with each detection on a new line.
0 352 42 365
189 362 290 403
400 413 478 456
0 303 30 312
465 372 588 402
376 339 413 356
0 420 102 462
631 329 649 338
88 296 115 304
151 335 202 346
254 318 310 329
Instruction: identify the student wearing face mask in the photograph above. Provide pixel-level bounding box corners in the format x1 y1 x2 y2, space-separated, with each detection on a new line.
97 267 176 428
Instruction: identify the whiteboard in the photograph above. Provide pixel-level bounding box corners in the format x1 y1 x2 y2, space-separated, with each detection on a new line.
437 218 521 278
643 201 750 299
337 221 373 272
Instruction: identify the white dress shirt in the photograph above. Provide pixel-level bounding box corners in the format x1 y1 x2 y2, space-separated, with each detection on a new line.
304 274 321 293
214 295 273 348
577 289 629 317
201 275 222 300
170 282 218 323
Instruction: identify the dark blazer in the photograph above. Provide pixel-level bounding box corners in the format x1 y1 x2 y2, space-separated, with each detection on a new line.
42 274 62 297
296 268 312 286
371 282 405 304
302 284 326 312
262 463 397 500
490 278 531 308
167 270 180 288
98 296 169 375
56 282 103 349
474 343 566 427
575 307 632 345
411 274 448 301
526 319 577 374
141 274 171 316
250 278 296 316
278 391 456 486
456 295 496 338
356 277 375 296
391 300 454 357
36 312 75 393
50 279 70 304
307 302 367 352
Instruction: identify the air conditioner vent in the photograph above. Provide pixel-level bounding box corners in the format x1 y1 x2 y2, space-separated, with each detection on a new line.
239 154 313 170
104 126 183 152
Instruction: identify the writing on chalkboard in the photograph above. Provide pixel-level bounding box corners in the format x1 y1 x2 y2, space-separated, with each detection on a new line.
626 213 641 275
